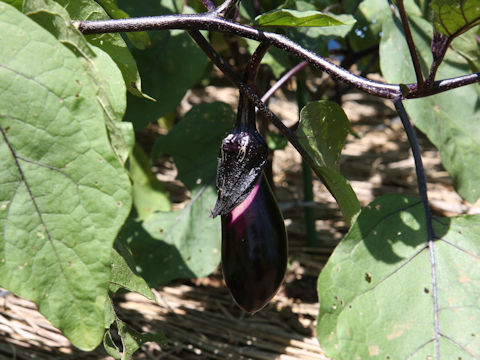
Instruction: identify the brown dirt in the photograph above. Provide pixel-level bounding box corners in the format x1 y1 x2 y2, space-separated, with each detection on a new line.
1 83 479 360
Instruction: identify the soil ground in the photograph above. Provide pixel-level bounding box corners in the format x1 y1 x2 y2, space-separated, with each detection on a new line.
1 80 479 360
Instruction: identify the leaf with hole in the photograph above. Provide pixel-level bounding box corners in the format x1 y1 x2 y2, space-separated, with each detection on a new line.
297 100 360 226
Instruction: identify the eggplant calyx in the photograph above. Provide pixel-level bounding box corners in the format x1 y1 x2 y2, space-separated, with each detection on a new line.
211 99 268 218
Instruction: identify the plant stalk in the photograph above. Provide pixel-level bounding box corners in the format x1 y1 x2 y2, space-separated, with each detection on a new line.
395 0 424 87
75 14 480 99
296 73 317 248
393 99 439 359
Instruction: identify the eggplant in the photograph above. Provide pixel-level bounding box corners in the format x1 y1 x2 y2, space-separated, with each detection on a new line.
211 94 288 313
221 173 288 313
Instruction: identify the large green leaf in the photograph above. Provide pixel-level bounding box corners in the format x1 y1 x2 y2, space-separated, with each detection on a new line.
432 0 480 37
380 14 480 203
54 0 146 98
118 0 208 128
297 101 360 226
119 185 221 287
153 102 235 190
21 0 133 164
0 3 131 350
317 194 480 359
380 13 432 83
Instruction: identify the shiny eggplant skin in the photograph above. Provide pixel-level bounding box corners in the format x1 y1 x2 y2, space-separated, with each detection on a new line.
221 174 288 313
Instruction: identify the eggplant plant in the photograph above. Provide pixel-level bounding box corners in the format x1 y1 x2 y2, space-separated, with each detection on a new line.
2 0 480 359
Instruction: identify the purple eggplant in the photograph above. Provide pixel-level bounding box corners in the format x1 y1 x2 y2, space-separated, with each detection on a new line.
221 173 287 313
212 94 287 313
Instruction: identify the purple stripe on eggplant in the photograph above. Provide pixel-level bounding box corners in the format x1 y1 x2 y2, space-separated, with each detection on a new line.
221 174 288 313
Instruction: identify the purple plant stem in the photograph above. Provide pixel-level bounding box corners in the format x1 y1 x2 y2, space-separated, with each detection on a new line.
75 14 401 99
244 42 271 89
394 99 439 359
396 0 424 87
75 13 480 99
261 61 308 103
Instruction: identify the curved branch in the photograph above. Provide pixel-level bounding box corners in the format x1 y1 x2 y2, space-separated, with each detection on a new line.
261 61 308 104
75 13 480 99
75 13 401 99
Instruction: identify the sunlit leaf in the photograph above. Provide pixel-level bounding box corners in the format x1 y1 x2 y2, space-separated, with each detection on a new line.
432 0 480 37
380 13 480 203
317 194 480 359
254 8 346 27
0 3 131 350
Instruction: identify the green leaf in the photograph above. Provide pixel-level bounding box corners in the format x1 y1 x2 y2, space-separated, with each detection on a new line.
278 2 356 55
104 296 167 360
115 317 167 360
110 243 155 301
452 32 480 72
380 14 480 203
267 130 288 151
24 0 95 58
129 144 171 221
124 29 208 128
297 101 360 226
153 102 235 190
21 0 133 164
254 8 346 27
380 13 432 83
95 0 151 50
104 297 116 329
317 194 480 359
0 3 131 350
348 0 421 52
54 0 146 98
103 329 122 359
432 0 480 37
118 0 208 128
119 185 221 287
